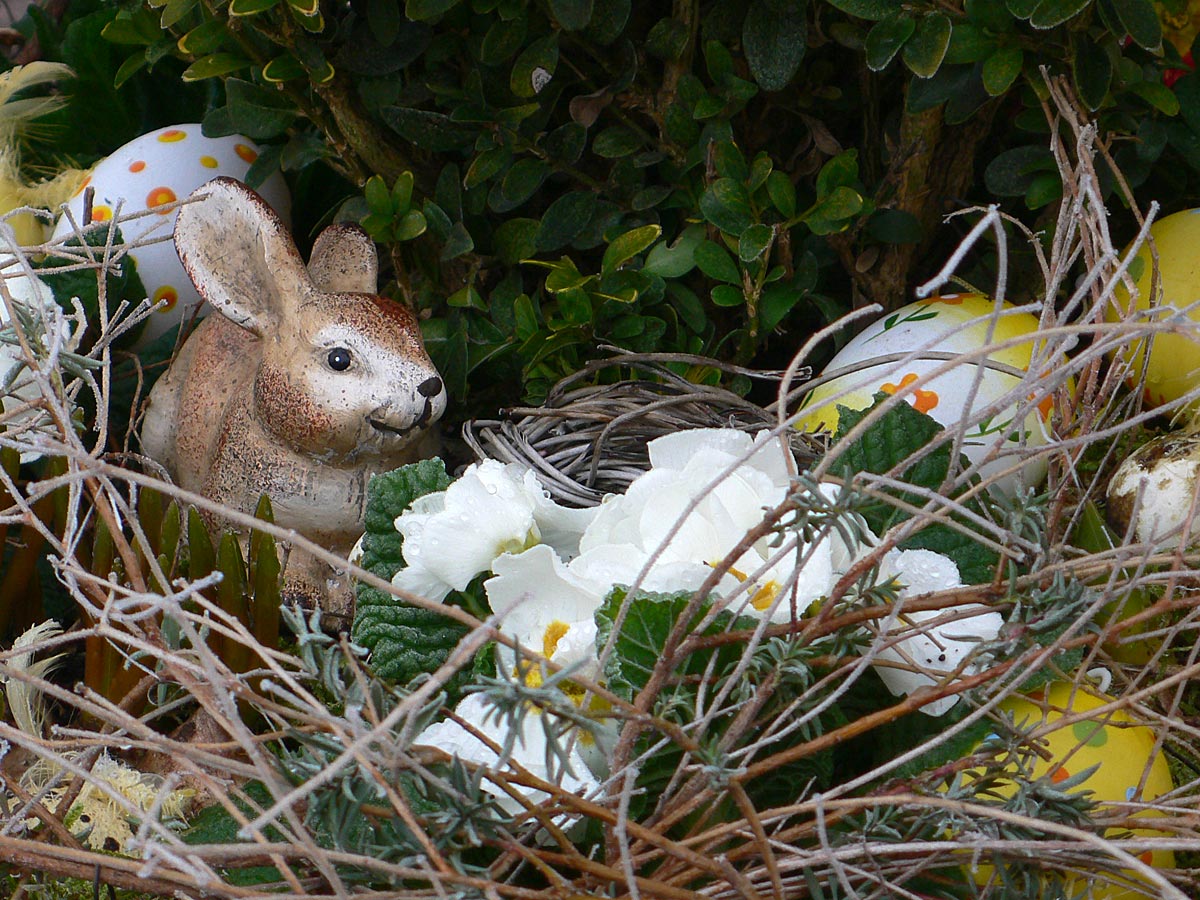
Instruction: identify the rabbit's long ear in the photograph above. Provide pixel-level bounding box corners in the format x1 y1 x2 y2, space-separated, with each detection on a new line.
308 223 378 294
174 177 311 335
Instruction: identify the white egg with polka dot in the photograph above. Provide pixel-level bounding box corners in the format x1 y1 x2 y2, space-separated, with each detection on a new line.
49 125 291 348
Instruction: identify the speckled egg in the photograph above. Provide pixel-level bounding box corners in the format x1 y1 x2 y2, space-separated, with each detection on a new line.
794 293 1058 496
1109 209 1200 411
961 682 1175 899
50 125 291 347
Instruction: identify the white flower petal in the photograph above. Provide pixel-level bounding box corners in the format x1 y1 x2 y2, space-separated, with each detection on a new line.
415 693 600 821
873 606 1003 716
883 549 963 597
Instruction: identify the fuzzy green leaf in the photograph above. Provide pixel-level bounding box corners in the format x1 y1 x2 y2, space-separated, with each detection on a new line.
352 460 468 685
832 396 998 585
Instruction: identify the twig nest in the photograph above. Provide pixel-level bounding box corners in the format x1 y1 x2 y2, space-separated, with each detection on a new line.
1109 209 1200 410
1105 429 1200 549
794 293 1058 496
49 125 291 348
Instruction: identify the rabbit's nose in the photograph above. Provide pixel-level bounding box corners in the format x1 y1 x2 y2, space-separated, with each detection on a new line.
418 376 443 398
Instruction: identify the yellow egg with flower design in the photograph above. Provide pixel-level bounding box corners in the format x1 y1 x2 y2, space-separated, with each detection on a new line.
1108 209 1200 411
794 293 1059 496
958 682 1175 899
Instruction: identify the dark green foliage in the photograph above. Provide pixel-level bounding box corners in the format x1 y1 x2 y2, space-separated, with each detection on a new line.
18 0 1193 426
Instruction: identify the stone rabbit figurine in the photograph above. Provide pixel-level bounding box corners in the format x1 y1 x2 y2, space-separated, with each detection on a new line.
140 176 446 619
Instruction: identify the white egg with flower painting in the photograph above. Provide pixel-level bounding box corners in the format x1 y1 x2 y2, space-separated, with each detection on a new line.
50 124 291 347
794 293 1059 496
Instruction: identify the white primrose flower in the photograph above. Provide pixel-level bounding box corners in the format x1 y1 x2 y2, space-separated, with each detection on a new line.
580 429 866 622
870 549 1003 716
392 459 597 603
414 692 600 826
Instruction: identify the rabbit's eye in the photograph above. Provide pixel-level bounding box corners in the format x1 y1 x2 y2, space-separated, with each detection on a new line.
327 348 353 371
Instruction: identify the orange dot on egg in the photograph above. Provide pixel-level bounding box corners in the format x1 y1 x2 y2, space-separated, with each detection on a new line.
158 129 187 143
199 155 219 169
72 175 91 198
146 187 178 213
128 160 146 173
90 205 112 223
153 285 179 312
235 143 258 164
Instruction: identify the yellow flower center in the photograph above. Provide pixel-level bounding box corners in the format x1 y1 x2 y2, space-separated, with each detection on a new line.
720 563 781 612
543 620 570 658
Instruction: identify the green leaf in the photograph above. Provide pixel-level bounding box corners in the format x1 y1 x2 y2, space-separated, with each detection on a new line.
766 170 797 218
480 16 527 64
550 0 593 30
175 21 225 56
866 209 922 244
593 125 641 158
743 0 807 92
595 587 757 702
1131 80 1180 115
738 223 773 262
494 218 539 264
1006 0 1041 15
760 281 804 331
405 0 461 19
181 53 250 82
694 240 742 284
393 209 427 241
967 0 1014 31
500 158 549 206
113 52 148 89
261 54 306 82
352 460 470 685
1072 34 1112 110
229 0 279 14
1109 0 1162 50
380 106 477 151
223 78 297 138
816 149 859 197
536 191 598 252
983 145 1052 196
1024 171 1062 209
700 177 754 236
159 0 198 28
367 0 402 44
981 46 1023 95
802 185 863 234
822 0 893 19
1028 0 1089 28
865 12 915 72
943 24 997 65
832 396 998 585
711 284 745 307
602 224 662 273
642 224 705 278
511 34 558 97
901 12 951 78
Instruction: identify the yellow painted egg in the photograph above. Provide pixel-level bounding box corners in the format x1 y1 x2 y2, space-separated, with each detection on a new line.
963 682 1175 898
794 293 1058 496
49 125 291 348
1109 209 1200 410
